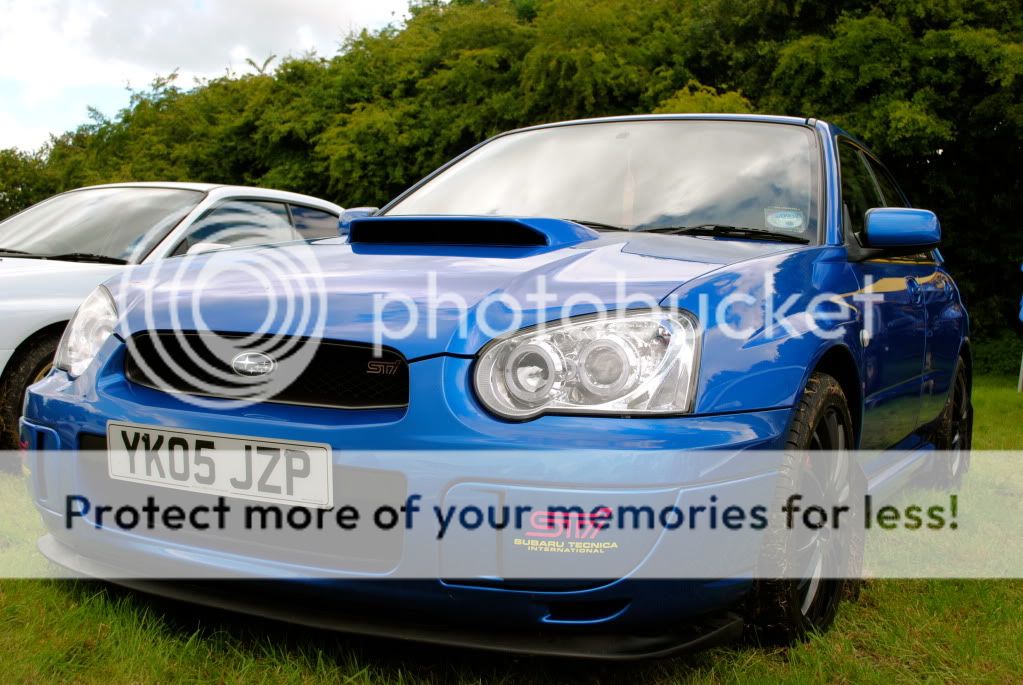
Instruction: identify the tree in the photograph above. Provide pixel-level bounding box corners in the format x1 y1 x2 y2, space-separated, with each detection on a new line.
0 149 55 218
654 80 753 114
1 0 1020 339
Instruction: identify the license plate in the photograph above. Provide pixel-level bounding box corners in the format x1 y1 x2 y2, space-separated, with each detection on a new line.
106 421 333 508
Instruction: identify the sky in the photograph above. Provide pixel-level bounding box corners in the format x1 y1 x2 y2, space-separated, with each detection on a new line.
0 0 409 152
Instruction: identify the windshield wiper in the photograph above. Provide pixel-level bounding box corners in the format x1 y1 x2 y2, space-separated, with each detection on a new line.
0 248 128 264
0 247 37 257
45 252 129 265
567 218 630 231
636 224 810 244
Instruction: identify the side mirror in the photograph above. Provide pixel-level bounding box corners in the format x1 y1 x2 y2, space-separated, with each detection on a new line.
339 207 380 237
186 241 230 256
863 208 941 250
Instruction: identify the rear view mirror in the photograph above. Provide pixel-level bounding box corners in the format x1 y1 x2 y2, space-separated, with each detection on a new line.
339 207 380 237
863 208 941 250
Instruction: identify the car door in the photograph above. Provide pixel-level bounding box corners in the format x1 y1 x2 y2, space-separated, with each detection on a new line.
839 140 927 449
862 156 960 427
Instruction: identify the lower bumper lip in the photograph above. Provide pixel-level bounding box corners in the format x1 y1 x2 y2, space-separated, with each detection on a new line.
37 533 744 660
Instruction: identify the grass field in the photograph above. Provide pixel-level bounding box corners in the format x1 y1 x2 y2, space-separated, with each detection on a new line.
1 376 1021 683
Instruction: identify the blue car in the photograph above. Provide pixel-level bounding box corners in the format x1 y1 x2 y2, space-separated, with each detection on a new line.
21 115 971 658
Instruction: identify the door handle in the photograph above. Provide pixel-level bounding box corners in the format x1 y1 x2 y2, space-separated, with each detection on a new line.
906 277 923 304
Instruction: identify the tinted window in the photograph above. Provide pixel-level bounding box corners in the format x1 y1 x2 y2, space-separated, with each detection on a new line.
290 205 339 239
838 142 882 238
0 187 202 262
172 200 298 256
387 120 820 241
866 153 932 261
866 158 907 208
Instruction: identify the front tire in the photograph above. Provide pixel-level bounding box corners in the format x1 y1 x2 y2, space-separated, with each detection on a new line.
745 372 862 644
931 358 972 487
0 333 60 469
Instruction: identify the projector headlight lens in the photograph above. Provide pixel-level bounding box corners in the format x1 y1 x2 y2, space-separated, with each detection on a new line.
474 310 700 419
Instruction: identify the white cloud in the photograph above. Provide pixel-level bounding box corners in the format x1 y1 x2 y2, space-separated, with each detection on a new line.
0 110 53 151
0 0 409 151
84 0 406 72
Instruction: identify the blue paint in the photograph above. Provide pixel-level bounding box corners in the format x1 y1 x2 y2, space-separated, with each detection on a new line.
864 208 941 249
22 114 970 654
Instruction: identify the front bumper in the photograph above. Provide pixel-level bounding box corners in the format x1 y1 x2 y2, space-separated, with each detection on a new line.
22 348 793 656
39 534 744 659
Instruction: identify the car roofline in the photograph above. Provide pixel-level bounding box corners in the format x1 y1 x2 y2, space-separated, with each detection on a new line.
68 181 225 193
501 113 816 137
59 183 342 213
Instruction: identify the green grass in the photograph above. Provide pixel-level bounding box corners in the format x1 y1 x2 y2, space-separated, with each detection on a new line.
969 375 1023 449
0 470 50 577
1 376 1021 683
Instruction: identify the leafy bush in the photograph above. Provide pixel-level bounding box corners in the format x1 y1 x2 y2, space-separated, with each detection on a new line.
1 0 1021 335
973 331 1023 377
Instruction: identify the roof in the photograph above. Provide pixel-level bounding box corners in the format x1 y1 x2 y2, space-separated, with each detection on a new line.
72 181 224 192
509 113 814 136
64 182 343 212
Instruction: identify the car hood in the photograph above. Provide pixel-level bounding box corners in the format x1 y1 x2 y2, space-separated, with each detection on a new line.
114 232 800 359
0 257 126 301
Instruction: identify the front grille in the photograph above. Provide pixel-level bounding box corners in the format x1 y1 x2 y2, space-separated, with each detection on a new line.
124 331 408 410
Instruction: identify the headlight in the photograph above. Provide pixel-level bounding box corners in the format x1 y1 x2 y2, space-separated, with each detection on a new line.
55 286 118 377
474 310 700 419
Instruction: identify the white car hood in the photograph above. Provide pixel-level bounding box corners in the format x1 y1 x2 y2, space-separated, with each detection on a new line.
0 258 128 367
0 257 126 298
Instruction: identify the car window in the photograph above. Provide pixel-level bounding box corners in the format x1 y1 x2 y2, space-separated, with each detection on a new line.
865 158 908 208
171 200 299 256
386 120 820 241
838 141 883 239
865 153 934 261
290 205 339 239
0 187 202 262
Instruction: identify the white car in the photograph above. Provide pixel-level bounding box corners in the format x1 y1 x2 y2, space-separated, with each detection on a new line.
0 182 343 454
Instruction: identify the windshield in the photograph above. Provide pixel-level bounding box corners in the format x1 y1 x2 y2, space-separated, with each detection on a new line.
0 187 204 262
386 120 819 241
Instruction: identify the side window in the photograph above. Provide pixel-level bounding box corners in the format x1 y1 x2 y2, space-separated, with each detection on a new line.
865 158 908 208
290 205 340 239
171 200 298 256
838 141 883 240
866 154 933 261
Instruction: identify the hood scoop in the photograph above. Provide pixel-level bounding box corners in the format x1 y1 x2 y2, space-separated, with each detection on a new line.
348 216 599 250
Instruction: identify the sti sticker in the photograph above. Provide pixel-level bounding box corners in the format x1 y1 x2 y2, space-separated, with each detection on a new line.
765 207 805 232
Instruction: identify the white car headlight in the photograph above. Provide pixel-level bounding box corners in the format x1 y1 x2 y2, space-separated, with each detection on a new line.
474 310 700 419
55 286 118 377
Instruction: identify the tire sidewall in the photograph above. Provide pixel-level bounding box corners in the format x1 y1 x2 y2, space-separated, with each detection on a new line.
0 334 60 453
747 372 859 643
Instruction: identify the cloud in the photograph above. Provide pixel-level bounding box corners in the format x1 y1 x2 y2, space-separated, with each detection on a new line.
0 110 53 151
84 0 406 72
0 0 408 151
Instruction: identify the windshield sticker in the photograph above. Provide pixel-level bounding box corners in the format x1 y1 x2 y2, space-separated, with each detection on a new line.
765 207 805 232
